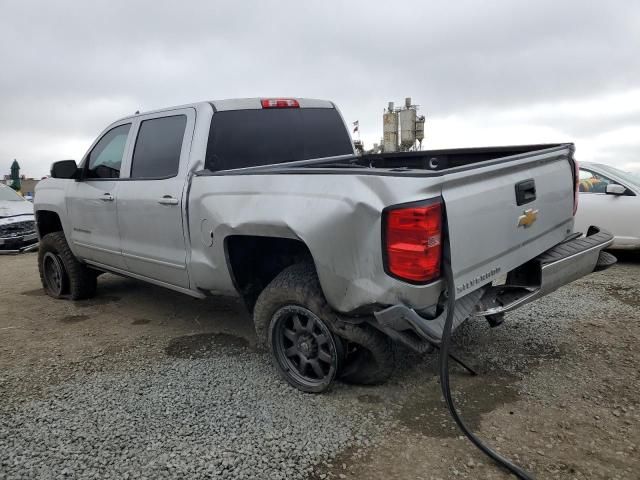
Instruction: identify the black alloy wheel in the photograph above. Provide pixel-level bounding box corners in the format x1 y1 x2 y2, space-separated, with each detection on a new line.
270 305 342 392
42 251 68 297
38 232 98 300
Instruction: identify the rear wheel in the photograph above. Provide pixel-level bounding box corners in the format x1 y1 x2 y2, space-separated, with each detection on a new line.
254 263 344 393
38 232 97 300
270 305 343 392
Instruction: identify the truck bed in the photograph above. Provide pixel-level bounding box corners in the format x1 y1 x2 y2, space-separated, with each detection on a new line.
354 143 567 172
199 143 572 176
190 142 577 310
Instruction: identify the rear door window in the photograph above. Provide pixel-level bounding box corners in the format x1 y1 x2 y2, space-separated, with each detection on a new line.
130 115 187 179
205 108 353 171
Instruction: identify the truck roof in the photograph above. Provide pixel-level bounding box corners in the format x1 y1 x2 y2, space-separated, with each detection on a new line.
116 98 336 123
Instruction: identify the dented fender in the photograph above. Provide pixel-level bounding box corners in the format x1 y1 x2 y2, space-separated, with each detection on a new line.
188 173 445 312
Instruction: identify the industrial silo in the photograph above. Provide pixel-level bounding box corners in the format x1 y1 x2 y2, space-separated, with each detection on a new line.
399 97 417 151
383 102 399 153
415 115 425 145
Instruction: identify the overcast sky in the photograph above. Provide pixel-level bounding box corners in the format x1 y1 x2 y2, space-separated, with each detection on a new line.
1 0 639 178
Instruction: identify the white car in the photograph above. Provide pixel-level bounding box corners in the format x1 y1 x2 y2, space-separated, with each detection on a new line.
0 184 38 251
576 162 640 250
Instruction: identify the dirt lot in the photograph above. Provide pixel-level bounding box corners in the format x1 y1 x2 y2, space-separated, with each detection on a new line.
1 252 639 479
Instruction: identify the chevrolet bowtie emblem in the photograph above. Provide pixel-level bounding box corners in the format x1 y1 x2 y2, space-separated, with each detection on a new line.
518 208 539 228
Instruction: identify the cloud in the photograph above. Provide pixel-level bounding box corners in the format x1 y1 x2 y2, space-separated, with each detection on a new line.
1 0 639 176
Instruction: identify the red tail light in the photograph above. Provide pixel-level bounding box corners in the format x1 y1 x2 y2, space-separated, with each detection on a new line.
572 159 580 215
383 200 442 283
261 98 300 109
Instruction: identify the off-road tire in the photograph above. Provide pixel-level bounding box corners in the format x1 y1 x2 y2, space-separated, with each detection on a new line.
253 262 344 393
38 232 97 300
253 263 336 346
339 323 396 385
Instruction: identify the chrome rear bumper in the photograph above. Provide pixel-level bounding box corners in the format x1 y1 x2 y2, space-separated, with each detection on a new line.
372 227 614 349
474 227 614 316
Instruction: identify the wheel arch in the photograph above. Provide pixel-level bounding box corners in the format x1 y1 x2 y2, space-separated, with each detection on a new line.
224 234 318 313
35 210 63 238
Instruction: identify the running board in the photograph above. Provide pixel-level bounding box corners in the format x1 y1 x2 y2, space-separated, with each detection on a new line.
84 260 207 299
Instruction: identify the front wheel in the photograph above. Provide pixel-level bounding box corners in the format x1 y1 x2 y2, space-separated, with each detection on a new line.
41 251 68 297
38 232 97 300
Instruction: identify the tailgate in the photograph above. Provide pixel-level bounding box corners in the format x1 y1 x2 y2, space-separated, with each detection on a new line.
441 145 576 298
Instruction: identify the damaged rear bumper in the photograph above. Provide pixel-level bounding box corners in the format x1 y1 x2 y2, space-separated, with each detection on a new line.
372 227 615 349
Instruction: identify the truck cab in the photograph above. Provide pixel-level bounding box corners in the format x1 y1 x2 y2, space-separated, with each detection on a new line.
36 99 354 294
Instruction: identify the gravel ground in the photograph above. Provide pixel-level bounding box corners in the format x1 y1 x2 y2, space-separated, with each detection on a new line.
1 351 387 479
1 252 639 479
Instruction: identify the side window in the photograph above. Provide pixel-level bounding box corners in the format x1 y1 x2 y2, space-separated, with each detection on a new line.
86 124 131 179
579 169 613 194
130 115 187 179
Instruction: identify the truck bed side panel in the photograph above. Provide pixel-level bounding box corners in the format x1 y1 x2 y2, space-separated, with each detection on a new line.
188 174 446 312
189 146 574 311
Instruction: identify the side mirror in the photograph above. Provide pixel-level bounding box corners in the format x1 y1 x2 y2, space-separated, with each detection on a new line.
605 184 626 196
51 160 79 179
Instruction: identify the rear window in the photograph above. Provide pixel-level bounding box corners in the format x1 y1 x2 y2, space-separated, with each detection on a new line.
205 108 353 171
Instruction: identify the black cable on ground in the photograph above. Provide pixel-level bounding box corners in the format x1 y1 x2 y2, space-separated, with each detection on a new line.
439 259 535 480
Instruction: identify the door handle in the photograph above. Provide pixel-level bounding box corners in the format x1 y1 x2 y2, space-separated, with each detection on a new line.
100 193 114 202
158 195 179 206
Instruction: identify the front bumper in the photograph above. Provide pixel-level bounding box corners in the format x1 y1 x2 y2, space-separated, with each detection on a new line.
0 232 39 252
372 227 615 349
0 216 38 252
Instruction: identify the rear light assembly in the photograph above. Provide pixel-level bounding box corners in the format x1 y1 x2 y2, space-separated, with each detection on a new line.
261 98 300 109
383 199 442 283
572 158 580 215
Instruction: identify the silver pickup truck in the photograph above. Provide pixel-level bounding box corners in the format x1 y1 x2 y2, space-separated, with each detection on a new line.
35 97 615 392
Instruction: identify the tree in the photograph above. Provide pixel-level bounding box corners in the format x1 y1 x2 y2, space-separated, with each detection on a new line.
10 159 21 192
